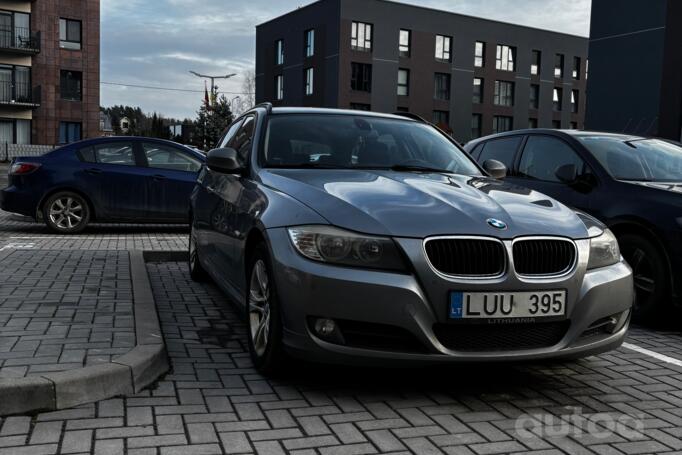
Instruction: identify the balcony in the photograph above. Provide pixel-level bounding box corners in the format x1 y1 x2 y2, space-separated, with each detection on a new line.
0 82 41 108
0 27 40 54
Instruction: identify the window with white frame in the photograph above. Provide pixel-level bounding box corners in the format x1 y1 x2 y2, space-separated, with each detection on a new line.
495 44 516 71
275 39 284 65
493 80 514 106
275 75 283 100
305 68 314 95
305 29 315 57
397 69 409 96
474 41 485 67
399 29 411 57
435 35 452 62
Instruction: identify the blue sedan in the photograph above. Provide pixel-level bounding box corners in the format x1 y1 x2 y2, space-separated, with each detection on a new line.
1 136 205 233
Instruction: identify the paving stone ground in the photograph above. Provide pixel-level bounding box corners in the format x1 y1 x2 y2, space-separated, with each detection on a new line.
2 262 682 455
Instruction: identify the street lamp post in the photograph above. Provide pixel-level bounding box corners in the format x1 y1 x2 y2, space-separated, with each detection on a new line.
189 71 237 105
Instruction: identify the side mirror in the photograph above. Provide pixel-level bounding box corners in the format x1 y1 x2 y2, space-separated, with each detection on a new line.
207 147 243 174
555 163 578 183
482 159 507 180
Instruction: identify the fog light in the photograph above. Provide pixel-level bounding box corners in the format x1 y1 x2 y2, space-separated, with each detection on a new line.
314 318 336 336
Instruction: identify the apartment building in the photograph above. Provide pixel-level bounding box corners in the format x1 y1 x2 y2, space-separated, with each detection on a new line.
0 0 99 146
255 0 588 143
586 0 681 140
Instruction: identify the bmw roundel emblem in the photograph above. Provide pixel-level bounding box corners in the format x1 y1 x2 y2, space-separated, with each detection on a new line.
487 218 508 230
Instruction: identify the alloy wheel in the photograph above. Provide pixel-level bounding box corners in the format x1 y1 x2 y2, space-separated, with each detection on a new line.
249 259 271 357
49 197 84 230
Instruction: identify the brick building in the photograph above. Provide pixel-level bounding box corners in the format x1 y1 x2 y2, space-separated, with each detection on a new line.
0 0 99 146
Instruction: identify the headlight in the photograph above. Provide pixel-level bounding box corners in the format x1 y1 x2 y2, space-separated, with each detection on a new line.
587 228 620 270
288 225 407 271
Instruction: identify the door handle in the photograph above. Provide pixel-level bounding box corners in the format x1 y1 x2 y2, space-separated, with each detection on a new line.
85 168 102 175
152 174 167 181
206 186 218 194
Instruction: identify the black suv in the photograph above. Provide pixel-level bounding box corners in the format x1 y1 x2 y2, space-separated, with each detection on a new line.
465 129 682 320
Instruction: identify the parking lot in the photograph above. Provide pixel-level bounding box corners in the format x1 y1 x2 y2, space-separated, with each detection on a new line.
2 209 682 455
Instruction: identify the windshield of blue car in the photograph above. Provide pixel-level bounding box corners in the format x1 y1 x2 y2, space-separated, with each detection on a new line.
578 136 682 182
262 114 482 175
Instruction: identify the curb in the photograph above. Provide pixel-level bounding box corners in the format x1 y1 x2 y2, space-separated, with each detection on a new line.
0 250 172 416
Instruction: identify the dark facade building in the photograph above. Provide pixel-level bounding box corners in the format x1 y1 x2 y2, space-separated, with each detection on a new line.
585 0 681 141
0 0 100 146
256 0 588 143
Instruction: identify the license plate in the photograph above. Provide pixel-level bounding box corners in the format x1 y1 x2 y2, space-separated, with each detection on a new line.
449 290 566 319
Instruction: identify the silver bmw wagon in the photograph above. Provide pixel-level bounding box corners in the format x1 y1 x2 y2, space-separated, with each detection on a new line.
189 105 633 374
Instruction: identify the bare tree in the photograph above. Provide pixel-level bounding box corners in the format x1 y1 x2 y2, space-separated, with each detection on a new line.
240 70 256 112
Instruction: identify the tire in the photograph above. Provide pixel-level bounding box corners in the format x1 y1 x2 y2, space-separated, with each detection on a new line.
189 225 210 282
42 191 90 234
619 234 670 321
246 243 288 375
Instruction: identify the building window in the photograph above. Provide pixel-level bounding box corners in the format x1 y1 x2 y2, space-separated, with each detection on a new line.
553 87 562 111
529 84 539 109
396 106 409 112
528 118 538 129
59 18 81 50
435 35 452 62
397 69 409 96
572 56 581 79
60 70 82 101
399 29 411 57
432 110 449 127
493 116 513 133
0 12 31 50
434 73 451 100
275 74 283 100
495 45 516 71
351 62 372 92
552 120 561 129
351 21 372 51
0 119 31 144
570 121 578 130
493 80 514 106
474 41 485 67
472 77 483 103
305 29 315 57
531 50 541 76
0 65 31 103
554 53 564 78
275 39 284 65
350 103 371 111
304 68 314 96
59 121 81 144
471 114 482 139
571 89 579 113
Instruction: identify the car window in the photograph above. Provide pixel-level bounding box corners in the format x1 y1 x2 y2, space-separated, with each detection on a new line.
229 115 256 165
478 137 522 175
143 143 202 172
218 119 244 149
263 114 481 175
469 143 485 160
518 135 584 183
93 142 136 166
78 147 96 163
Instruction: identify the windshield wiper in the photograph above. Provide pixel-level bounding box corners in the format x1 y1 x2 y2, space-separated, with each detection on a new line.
388 164 452 173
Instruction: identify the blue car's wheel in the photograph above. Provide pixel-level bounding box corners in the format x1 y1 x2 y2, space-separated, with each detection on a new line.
246 243 287 375
43 191 90 234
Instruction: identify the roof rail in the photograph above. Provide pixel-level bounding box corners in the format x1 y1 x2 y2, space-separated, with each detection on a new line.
253 102 273 114
392 112 428 123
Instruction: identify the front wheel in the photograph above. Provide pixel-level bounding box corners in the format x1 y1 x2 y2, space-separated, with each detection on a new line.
619 234 670 321
43 191 90 234
246 243 288 375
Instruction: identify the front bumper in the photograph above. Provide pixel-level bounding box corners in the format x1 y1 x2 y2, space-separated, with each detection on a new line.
267 228 633 365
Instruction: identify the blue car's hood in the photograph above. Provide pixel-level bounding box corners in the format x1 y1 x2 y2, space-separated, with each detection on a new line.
261 169 589 239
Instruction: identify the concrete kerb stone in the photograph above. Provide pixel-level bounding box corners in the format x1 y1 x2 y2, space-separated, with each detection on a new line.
0 249 175 415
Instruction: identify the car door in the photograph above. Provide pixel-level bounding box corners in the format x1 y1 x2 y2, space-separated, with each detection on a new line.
75 140 148 220
510 135 594 212
194 118 244 280
140 141 203 221
209 114 257 290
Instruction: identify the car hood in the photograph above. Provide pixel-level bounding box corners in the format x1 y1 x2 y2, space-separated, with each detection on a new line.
260 169 589 239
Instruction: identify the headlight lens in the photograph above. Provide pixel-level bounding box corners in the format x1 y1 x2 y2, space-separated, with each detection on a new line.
587 228 620 270
288 225 407 271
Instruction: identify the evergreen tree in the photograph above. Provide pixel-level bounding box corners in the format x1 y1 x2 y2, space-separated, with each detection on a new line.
194 92 234 150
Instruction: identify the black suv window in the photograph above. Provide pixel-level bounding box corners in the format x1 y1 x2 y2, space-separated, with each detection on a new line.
518 135 584 182
478 136 522 174
230 115 256 165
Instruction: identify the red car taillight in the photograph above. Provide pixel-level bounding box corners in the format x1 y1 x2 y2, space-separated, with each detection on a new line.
9 162 41 175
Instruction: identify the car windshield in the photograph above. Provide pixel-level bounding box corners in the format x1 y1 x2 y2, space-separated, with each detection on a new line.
263 114 481 175
578 136 682 182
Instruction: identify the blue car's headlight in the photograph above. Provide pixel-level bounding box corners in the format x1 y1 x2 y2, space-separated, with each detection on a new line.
587 228 620 270
288 225 407 271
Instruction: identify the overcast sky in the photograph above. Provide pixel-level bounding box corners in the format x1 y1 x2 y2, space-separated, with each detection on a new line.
101 0 591 119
